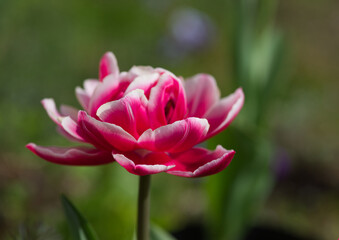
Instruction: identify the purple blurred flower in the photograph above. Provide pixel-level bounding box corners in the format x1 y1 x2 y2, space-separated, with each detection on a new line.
161 8 216 58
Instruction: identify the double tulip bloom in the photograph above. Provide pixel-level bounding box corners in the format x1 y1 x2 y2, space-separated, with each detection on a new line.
27 52 244 177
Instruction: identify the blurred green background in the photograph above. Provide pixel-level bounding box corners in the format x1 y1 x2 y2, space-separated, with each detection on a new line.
0 0 338 239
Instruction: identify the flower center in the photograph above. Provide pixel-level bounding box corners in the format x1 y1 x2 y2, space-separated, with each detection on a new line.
164 99 175 122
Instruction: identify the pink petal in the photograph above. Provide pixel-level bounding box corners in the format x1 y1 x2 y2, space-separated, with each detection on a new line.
60 117 86 142
57 126 85 143
167 145 235 177
99 52 119 81
185 74 220 118
78 111 137 151
26 143 114 166
204 88 244 140
60 105 79 121
148 73 187 129
138 117 209 153
97 90 149 138
123 72 159 98
75 87 91 111
75 80 100 111
83 79 99 96
113 151 175 176
41 98 62 125
41 99 88 142
88 75 121 116
129 66 155 75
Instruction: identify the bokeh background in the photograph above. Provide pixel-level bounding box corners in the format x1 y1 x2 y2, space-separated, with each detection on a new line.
0 0 338 239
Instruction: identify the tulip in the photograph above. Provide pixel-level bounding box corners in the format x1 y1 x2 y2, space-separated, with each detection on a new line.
26 52 244 240
27 51 244 177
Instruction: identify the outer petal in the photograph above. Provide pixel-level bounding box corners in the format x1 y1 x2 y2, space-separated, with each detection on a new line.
60 117 86 142
78 111 137 151
60 105 78 121
75 79 100 111
97 90 149 138
75 87 91 111
166 145 235 177
138 117 209 153
185 74 220 118
148 73 187 129
84 79 99 96
42 99 85 142
26 143 114 166
203 88 244 140
88 75 121 116
113 150 175 176
41 98 62 125
99 52 119 81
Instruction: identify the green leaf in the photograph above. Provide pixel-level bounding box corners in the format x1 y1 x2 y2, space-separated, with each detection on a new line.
61 195 99 240
150 225 176 240
132 224 176 240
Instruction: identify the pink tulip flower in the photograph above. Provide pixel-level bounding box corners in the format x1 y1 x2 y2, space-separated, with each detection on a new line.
27 52 244 177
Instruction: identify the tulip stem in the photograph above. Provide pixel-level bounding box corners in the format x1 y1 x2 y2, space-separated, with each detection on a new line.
137 175 151 240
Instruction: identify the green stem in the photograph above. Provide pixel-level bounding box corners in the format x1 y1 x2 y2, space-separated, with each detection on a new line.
137 175 151 240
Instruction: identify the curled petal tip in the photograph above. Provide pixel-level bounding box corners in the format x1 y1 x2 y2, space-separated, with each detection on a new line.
99 51 119 81
26 143 35 151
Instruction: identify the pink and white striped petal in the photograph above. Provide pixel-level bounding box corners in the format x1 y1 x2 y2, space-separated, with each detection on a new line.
75 79 100 111
148 73 187 129
184 74 220 118
204 88 244 140
83 79 99 96
123 72 159 97
41 98 63 125
167 145 235 177
60 105 79 121
78 111 137 151
113 151 174 176
99 52 119 81
60 117 86 142
75 87 91 111
88 75 121 117
138 117 209 153
97 90 149 138
26 143 114 166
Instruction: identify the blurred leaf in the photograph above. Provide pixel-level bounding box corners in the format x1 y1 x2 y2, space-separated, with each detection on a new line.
132 224 176 240
61 195 99 240
207 128 274 240
150 225 176 240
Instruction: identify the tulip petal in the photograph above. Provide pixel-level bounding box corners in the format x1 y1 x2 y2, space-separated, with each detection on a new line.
57 126 84 143
148 73 187 129
88 75 121 116
75 87 91 111
113 151 175 176
83 79 99 96
26 143 114 166
60 117 86 142
41 99 89 142
123 72 159 97
99 52 119 81
138 117 209 153
129 66 155 75
60 105 78 121
78 111 137 151
97 90 149 138
75 79 100 111
185 74 220 118
41 98 62 125
167 145 235 177
204 88 244 139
